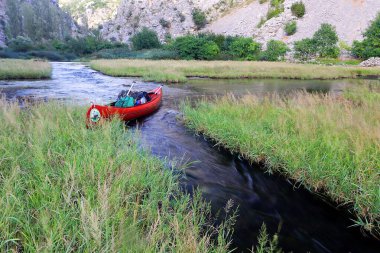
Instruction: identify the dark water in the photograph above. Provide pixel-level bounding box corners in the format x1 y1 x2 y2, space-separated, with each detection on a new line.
1 62 379 253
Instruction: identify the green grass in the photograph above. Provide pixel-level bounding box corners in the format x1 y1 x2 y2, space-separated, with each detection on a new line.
182 84 380 236
90 59 380 83
0 100 233 252
0 59 52 80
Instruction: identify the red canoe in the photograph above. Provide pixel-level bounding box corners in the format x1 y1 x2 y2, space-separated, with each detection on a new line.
86 86 162 126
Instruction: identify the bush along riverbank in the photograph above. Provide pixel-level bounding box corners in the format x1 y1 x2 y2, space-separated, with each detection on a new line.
90 59 380 83
0 100 233 252
0 59 52 80
182 84 380 236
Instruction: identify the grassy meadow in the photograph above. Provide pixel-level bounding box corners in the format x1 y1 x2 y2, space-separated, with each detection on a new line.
0 59 52 80
182 84 380 235
90 59 380 83
0 100 233 252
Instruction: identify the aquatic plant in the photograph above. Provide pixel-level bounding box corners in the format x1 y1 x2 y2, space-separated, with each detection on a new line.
0 59 51 79
182 84 380 235
0 100 233 252
90 59 380 82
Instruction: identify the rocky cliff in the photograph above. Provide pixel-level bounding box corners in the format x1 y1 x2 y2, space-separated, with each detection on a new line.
0 0 81 46
59 0 121 29
98 0 380 46
100 0 249 42
0 0 6 47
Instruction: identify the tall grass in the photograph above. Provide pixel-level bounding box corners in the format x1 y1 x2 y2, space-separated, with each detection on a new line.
182 85 380 236
90 59 380 83
0 59 52 80
0 100 233 252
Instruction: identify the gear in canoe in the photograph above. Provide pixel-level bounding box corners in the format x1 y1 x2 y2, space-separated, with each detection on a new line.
86 85 162 127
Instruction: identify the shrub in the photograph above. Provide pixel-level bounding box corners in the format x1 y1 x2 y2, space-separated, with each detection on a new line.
131 27 161 50
199 33 226 49
294 38 317 60
171 35 220 60
266 0 284 20
291 1 306 18
229 37 261 60
8 36 34 52
260 40 289 61
266 7 284 20
198 41 220 60
352 12 380 59
159 18 171 28
192 8 207 30
294 23 340 60
26 50 65 61
312 23 340 58
285 21 297 36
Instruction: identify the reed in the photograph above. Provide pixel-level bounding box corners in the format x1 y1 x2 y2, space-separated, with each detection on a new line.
182 84 380 235
0 100 232 252
0 59 52 79
90 59 380 82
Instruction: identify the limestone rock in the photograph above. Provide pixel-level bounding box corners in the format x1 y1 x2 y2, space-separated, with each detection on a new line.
359 57 380 67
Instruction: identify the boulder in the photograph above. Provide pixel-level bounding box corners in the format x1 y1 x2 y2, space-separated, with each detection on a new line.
359 57 380 67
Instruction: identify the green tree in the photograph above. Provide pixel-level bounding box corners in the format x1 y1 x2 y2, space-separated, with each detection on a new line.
312 23 340 58
260 40 289 61
294 23 340 60
8 36 34 52
229 37 261 60
131 28 161 50
171 35 220 60
352 12 380 59
294 38 317 60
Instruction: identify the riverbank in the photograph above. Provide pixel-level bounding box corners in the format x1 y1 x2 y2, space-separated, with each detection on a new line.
89 59 380 83
0 59 52 80
0 100 232 252
182 84 380 235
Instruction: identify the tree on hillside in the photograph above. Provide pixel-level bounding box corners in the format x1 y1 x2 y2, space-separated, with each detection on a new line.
294 23 340 60
352 12 380 59
312 23 339 58
131 28 161 50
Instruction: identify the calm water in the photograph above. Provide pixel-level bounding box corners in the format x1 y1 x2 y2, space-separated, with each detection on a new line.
1 62 379 253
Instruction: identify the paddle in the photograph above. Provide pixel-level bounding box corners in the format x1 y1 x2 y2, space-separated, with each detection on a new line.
127 81 136 96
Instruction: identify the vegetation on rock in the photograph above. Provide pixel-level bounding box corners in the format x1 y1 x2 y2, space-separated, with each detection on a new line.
291 1 306 18
192 8 207 30
284 21 297 36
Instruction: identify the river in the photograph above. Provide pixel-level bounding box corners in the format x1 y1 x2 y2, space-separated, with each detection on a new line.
1 62 379 253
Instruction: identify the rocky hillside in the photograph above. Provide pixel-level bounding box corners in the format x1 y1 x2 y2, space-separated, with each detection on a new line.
0 0 81 46
0 0 6 47
100 0 250 42
207 0 380 45
98 0 380 46
59 0 121 29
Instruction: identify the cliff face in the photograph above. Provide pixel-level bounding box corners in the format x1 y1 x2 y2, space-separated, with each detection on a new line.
100 0 249 42
206 0 380 45
59 0 121 29
0 0 6 47
0 0 81 46
99 0 380 46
